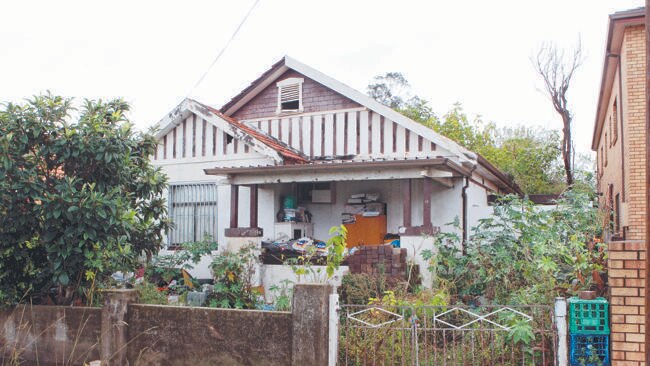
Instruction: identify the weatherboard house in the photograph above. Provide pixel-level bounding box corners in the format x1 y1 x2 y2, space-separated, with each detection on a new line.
151 56 520 291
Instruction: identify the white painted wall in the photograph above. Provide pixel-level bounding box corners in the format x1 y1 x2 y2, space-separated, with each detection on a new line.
260 264 349 303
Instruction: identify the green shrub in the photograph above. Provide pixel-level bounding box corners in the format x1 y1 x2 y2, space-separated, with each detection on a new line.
209 243 261 309
135 281 168 305
0 94 170 306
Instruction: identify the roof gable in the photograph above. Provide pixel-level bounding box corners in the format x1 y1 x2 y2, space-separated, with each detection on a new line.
153 99 307 164
221 56 477 165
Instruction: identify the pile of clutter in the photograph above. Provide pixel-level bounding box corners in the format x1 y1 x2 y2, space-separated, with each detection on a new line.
262 236 329 257
342 192 384 224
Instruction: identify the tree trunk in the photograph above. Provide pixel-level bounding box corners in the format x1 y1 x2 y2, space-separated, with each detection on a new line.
562 112 573 186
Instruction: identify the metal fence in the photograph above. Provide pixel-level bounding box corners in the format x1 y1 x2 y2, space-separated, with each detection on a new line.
338 304 557 366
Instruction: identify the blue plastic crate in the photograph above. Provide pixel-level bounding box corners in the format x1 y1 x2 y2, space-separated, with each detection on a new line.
570 334 609 366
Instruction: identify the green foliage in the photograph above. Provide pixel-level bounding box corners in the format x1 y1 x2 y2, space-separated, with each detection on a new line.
135 280 168 305
269 279 293 311
209 243 261 309
0 93 170 306
366 72 587 194
147 238 217 287
326 225 347 278
288 225 348 283
424 190 603 305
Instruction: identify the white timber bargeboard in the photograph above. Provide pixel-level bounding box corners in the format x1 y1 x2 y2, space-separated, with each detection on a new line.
153 99 286 164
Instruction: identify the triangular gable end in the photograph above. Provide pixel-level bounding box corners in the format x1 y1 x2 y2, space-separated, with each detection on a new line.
221 56 478 166
153 99 307 164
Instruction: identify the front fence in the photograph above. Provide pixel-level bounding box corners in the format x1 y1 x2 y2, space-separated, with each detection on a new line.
338 304 557 366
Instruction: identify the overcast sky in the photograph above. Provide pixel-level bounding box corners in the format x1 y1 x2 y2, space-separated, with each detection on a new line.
0 0 643 155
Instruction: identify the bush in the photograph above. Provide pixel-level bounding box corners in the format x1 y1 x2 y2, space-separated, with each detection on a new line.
0 94 170 306
135 281 168 305
209 244 261 309
425 190 603 305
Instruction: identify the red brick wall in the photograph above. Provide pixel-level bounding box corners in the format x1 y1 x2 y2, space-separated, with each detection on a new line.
231 70 361 120
609 240 646 364
346 244 407 280
596 24 647 366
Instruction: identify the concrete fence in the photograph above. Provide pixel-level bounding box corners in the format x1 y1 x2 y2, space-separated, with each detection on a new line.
1 284 332 366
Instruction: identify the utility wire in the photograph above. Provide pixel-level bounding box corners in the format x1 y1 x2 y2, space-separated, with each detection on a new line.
186 0 261 99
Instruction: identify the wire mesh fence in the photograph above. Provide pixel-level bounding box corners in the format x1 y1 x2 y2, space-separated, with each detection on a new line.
338 304 557 366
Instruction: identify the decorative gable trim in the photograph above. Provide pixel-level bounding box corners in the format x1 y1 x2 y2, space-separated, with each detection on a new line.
221 56 477 165
154 99 308 165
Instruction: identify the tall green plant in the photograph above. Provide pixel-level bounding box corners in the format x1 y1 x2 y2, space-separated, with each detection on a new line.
424 191 603 305
0 93 170 306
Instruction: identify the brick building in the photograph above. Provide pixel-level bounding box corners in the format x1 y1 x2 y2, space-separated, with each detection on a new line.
592 7 647 365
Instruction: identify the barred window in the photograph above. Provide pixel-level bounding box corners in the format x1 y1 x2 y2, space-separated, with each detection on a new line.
168 183 218 246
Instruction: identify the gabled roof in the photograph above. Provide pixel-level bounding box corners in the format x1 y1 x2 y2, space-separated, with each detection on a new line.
153 98 308 164
220 55 477 165
592 7 645 150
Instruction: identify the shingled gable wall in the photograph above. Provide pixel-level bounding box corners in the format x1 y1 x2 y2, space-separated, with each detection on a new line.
231 69 361 121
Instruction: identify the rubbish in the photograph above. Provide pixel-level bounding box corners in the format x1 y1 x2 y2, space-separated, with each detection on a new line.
187 291 207 307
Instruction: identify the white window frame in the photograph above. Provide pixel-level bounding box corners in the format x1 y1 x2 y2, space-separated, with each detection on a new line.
167 182 218 247
276 77 304 114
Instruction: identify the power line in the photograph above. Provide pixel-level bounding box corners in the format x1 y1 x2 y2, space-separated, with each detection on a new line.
186 0 261 98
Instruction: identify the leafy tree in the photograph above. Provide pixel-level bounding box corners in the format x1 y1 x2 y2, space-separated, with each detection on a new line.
0 93 170 306
367 73 569 194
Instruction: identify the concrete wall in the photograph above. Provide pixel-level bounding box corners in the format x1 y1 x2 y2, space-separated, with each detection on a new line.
260 264 348 303
2 285 332 366
1 305 101 366
127 305 293 366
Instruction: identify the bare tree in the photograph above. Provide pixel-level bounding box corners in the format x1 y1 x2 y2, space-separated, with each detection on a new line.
533 41 583 187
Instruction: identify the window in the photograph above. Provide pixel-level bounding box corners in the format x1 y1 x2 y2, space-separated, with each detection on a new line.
277 77 304 113
168 183 218 246
603 132 608 166
615 193 621 233
612 99 618 145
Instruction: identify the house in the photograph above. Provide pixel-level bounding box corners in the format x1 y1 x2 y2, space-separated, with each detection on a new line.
592 7 647 365
151 56 520 293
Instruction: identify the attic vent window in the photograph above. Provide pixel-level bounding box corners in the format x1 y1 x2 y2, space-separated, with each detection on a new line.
277 77 304 113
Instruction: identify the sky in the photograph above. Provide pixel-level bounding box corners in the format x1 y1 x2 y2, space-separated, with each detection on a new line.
0 0 644 155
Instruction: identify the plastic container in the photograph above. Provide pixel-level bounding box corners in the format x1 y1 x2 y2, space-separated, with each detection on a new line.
568 297 609 334
569 334 609 366
282 195 296 209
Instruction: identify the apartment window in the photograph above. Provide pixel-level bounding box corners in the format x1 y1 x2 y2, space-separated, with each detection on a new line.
612 99 618 145
599 147 604 174
603 132 608 166
277 77 304 113
615 193 621 234
168 183 218 246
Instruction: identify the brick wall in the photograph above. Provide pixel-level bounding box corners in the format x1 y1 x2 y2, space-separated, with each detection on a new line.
622 25 647 242
596 24 647 366
609 239 646 364
232 69 361 120
346 244 407 279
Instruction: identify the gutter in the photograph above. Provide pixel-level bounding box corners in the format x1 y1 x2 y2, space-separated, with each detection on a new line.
204 157 474 176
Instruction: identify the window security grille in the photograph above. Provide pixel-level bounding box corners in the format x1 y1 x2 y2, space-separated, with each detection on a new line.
168 183 218 246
